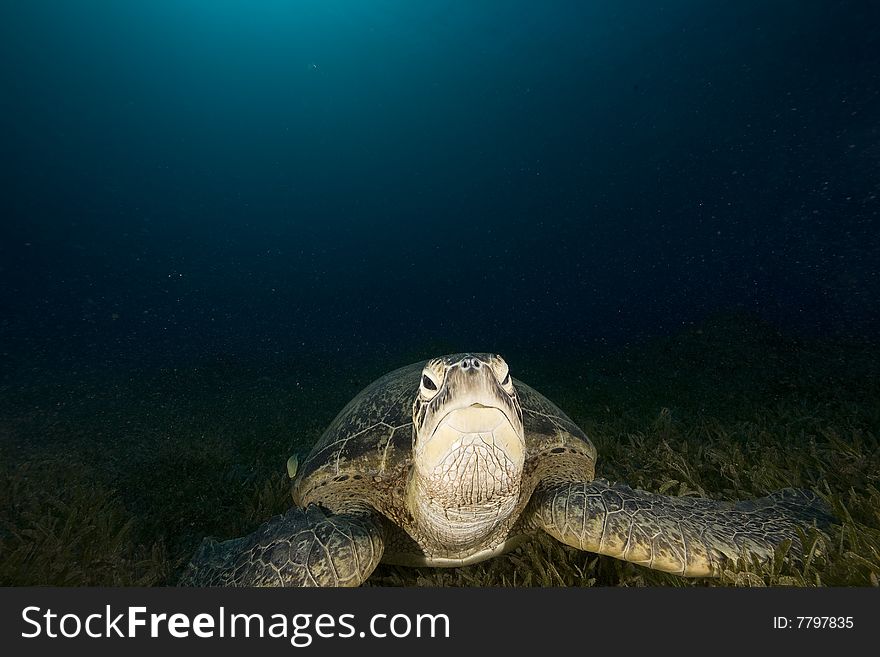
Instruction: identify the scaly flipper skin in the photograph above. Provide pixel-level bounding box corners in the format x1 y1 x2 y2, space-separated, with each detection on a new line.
179 505 384 586
532 479 834 577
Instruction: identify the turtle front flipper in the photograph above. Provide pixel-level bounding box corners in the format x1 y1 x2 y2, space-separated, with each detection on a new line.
531 479 834 577
179 504 385 587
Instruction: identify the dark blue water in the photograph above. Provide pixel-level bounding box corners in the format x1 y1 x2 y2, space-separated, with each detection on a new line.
2 0 878 375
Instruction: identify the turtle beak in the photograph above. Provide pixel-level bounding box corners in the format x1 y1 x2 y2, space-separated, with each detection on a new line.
429 402 514 439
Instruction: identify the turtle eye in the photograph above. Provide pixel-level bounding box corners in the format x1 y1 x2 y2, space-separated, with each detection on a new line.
493 355 512 390
420 372 440 399
498 367 514 393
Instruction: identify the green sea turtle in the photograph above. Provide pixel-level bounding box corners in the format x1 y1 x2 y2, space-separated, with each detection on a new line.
181 353 832 586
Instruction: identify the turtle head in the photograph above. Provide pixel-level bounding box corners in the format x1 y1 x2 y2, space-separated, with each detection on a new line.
412 354 525 472
408 353 525 550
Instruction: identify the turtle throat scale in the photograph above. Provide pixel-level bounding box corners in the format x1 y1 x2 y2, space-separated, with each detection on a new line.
407 407 524 555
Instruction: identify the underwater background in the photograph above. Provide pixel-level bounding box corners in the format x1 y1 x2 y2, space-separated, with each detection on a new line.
1 0 878 585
